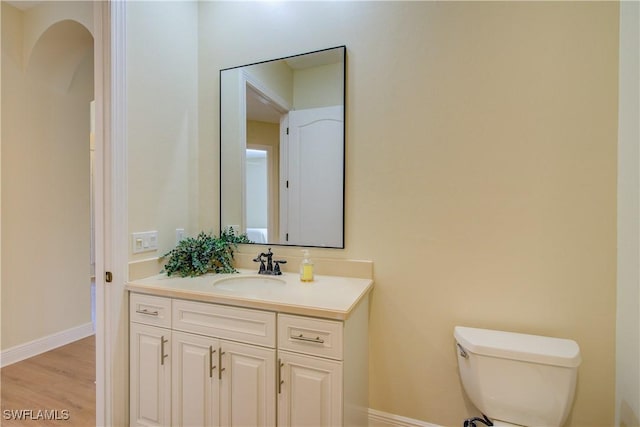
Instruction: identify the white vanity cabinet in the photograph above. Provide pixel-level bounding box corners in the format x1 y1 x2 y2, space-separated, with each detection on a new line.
128 271 371 427
276 307 368 427
130 294 277 427
171 299 276 427
171 331 276 427
130 323 172 427
277 348 343 426
170 331 217 427
130 294 172 427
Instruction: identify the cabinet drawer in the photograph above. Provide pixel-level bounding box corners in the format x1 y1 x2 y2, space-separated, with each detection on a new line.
173 299 276 348
130 293 171 328
278 314 343 360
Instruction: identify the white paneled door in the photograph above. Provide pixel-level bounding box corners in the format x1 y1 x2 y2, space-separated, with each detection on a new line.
283 106 343 247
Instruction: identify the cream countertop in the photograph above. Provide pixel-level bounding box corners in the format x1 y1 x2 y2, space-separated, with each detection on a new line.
126 269 373 321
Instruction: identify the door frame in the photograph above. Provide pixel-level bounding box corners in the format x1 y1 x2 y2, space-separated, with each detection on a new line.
94 2 128 426
240 70 289 236
245 144 277 241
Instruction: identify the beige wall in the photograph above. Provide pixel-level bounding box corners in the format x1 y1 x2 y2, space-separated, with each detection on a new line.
126 1 199 259
1 1 94 349
199 2 618 425
219 67 244 231
128 2 620 425
616 2 640 426
247 60 294 107
0 3 2 346
293 62 342 109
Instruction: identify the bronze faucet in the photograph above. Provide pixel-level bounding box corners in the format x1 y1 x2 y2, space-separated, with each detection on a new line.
253 248 287 275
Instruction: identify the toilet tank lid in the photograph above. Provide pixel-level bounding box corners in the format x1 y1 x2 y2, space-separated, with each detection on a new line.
454 326 581 368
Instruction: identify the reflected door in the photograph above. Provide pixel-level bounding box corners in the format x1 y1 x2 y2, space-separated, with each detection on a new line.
282 106 343 247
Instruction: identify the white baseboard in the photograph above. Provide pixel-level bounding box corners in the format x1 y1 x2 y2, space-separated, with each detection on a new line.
368 408 443 427
0 322 95 368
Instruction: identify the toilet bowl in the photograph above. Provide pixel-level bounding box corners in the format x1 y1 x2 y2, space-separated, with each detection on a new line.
454 326 581 427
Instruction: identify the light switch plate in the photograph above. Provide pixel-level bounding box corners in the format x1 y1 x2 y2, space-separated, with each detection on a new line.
132 231 159 254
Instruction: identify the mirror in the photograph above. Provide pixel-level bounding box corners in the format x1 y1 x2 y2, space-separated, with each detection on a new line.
220 46 346 248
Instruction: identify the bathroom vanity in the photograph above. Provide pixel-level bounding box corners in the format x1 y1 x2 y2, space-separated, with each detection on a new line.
126 270 372 427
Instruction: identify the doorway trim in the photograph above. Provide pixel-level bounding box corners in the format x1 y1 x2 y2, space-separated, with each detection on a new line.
245 145 277 241
94 1 128 426
239 70 289 236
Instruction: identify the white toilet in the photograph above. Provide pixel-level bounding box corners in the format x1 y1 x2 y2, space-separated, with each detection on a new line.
454 326 581 427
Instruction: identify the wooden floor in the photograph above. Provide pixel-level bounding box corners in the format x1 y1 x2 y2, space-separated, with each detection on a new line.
1 336 96 426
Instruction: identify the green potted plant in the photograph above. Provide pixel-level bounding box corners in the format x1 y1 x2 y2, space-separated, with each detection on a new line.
162 228 251 277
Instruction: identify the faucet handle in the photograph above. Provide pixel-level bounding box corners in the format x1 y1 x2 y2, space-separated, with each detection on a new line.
273 260 287 275
253 253 266 273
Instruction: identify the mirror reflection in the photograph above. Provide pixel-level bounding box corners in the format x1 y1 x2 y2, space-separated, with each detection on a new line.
220 46 346 248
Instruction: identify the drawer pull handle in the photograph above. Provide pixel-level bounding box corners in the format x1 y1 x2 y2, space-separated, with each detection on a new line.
209 346 217 378
218 348 225 380
291 333 324 344
160 336 169 365
136 308 159 316
277 359 284 394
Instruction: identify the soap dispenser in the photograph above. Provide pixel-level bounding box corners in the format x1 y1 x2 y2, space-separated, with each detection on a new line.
300 250 314 282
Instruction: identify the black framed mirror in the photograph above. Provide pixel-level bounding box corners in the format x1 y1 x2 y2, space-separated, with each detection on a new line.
220 46 346 248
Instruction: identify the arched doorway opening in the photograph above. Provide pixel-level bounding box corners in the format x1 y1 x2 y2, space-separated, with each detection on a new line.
1 8 96 424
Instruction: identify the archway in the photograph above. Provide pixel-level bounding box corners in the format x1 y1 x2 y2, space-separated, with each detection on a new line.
1 10 96 424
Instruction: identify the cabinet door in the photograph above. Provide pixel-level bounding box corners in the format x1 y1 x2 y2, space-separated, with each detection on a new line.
130 323 171 427
172 331 219 427
277 351 343 427
219 340 276 427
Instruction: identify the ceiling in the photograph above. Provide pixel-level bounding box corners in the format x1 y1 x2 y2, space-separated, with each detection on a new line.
246 86 283 124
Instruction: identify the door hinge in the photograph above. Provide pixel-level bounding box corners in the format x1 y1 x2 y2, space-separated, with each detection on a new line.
105 271 113 283
286 127 289 135
286 180 289 189
285 233 289 242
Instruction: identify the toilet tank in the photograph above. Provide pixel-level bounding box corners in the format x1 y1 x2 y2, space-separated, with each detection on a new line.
454 326 581 427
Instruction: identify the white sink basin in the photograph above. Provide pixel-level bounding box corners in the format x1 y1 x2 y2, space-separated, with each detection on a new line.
213 275 286 292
